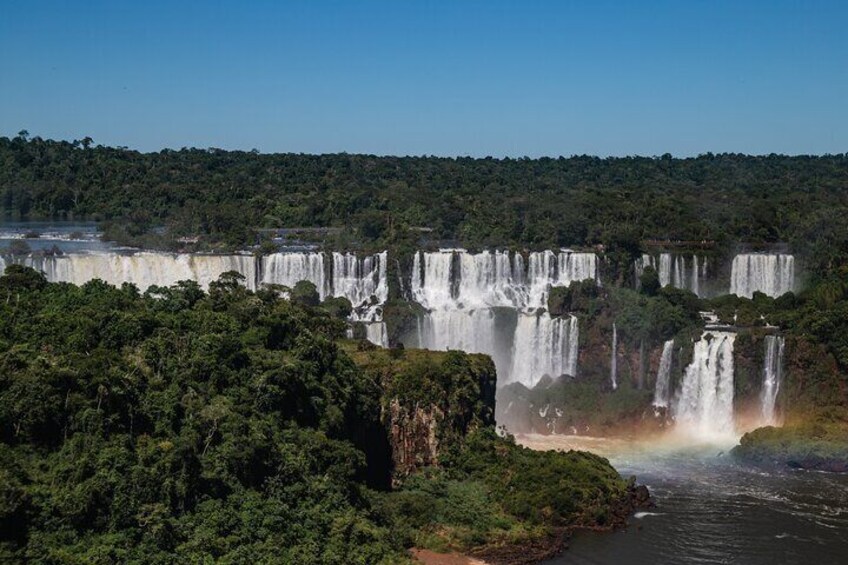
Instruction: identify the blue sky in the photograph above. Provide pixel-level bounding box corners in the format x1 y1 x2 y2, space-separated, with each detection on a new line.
1 0 846 156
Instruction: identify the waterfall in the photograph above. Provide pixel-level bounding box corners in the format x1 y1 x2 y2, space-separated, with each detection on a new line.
331 251 388 321
365 322 389 348
652 339 675 407
760 335 785 425
658 254 673 287
527 250 598 308
610 323 618 390
0 255 5 275
730 254 795 298
673 332 736 439
694 255 708 297
457 250 525 308
17 252 258 291
636 253 709 297
410 248 594 386
395 258 406 298
262 252 328 297
11 250 390 347
414 307 511 373
412 248 596 311
509 313 579 387
411 250 455 308
263 251 389 345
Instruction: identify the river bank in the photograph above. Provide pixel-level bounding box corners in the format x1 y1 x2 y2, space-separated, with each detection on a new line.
516 433 848 565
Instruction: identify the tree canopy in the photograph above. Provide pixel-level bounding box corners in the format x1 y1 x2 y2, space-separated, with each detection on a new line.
3 135 848 275
0 266 638 562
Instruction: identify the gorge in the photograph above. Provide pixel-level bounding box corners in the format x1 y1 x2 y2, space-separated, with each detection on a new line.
0 244 802 439
3 3 847 557
1 217 845 563
3 216 846 564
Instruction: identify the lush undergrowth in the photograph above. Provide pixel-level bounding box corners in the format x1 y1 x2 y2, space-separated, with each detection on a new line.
0 266 399 563
0 266 638 563
378 429 634 561
345 345 638 557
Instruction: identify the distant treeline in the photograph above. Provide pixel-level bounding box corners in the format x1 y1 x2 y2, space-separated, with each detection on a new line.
2 133 848 275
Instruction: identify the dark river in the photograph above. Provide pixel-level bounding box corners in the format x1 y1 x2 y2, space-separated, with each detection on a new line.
521 435 848 565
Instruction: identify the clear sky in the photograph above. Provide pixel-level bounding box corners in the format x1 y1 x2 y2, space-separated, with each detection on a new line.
1 0 846 157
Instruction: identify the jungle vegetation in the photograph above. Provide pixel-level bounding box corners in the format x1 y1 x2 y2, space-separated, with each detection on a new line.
0 266 635 563
2 134 848 277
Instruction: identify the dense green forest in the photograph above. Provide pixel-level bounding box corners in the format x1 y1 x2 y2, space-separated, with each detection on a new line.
0 266 642 563
2 133 848 274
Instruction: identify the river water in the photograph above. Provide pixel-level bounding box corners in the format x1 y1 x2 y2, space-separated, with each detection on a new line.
0 220 108 252
521 435 848 565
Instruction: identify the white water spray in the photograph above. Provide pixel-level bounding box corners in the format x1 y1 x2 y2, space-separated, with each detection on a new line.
610 323 618 390
18 252 258 291
365 322 389 348
730 254 794 298
509 313 579 387
263 251 389 344
12 250 390 346
636 253 709 297
262 252 327 296
653 339 675 407
410 249 595 386
760 335 785 426
673 331 736 440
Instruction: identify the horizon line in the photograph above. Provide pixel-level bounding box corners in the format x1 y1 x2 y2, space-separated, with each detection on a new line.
5 132 847 161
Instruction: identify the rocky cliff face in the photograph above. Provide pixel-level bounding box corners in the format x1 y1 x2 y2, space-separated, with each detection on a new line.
498 315 813 438
345 344 497 484
497 308 677 436
386 399 442 481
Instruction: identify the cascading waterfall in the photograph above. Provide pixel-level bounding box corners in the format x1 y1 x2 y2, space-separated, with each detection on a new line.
263 251 389 345
760 335 785 425
636 253 709 297
415 308 506 367
365 322 389 348
673 331 736 439
730 254 795 298
394 258 406 297
527 250 598 308
509 314 579 387
4 245 797 429
262 252 328 297
610 323 618 390
409 249 596 386
9 250 390 347
653 339 675 407
411 248 596 310
458 250 526 308
411 250 456 309
331 251 388 321
329 251 389 347
15 252 258 291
